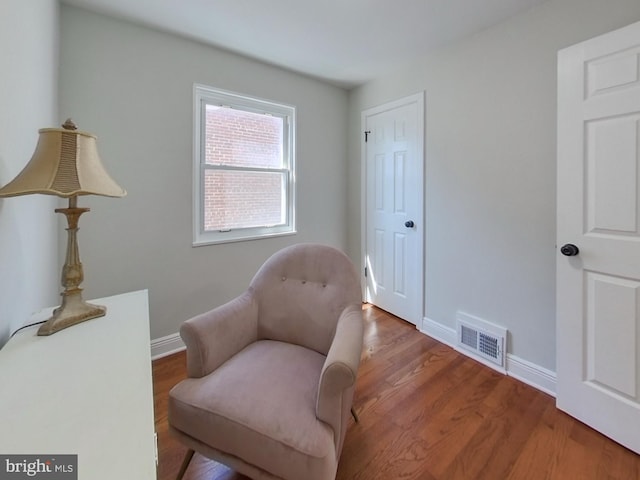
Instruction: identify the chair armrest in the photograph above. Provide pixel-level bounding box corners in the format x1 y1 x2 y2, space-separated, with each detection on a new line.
316 304 364 448
180 290 258 378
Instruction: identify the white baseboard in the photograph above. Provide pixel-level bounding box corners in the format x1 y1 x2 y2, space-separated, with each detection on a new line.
151 332 185 360
506 354 556 397
421 317 556 396
420 317 456 348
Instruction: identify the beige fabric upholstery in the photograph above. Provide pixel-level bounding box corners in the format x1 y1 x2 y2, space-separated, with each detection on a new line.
169 244 364 480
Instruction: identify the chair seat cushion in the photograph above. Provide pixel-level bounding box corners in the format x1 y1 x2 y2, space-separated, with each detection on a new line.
169 340 336 479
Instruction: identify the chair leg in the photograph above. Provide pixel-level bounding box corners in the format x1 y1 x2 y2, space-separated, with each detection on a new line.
175 449 195 480
351 407 359 423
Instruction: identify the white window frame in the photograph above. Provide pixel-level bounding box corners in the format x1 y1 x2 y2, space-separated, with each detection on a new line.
193 84 296 246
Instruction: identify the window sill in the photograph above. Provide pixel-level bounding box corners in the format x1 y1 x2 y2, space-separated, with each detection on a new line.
192 229 297 247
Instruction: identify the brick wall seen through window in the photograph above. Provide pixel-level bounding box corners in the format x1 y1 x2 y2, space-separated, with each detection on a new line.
204 106 285 231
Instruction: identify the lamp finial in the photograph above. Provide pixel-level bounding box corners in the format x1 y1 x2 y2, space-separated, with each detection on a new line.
62 118 78 131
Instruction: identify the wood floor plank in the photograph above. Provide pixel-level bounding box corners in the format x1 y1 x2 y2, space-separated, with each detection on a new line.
505 403 570 480
153 305 640 480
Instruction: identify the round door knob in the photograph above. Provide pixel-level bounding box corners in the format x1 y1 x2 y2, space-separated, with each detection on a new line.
404 220 415 228
560 244 579 256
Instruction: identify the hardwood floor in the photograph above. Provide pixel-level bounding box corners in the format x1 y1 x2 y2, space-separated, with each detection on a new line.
153 305 640 480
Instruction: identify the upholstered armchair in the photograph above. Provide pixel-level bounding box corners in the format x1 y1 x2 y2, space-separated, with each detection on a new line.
168 243 364 480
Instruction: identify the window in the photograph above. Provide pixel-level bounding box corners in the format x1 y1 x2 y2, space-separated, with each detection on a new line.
193 85 296 245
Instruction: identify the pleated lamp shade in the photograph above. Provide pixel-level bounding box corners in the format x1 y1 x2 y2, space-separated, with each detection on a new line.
0 119 126 199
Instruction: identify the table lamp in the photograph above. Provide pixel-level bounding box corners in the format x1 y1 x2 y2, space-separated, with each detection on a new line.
0 119 126 336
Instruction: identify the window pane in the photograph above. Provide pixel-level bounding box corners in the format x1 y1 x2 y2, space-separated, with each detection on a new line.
204 169 285 231
205 105 283 168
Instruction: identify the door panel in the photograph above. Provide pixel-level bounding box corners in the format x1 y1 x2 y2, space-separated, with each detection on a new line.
586 116 639 234
557 20 640 454
585 272 639 400
393 232 407 296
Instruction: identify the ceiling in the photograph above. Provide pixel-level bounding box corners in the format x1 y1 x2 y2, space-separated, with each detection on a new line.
61 0 548 89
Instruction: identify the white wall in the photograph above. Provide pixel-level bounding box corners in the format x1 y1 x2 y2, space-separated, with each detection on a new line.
0 0 59 347
59 6 349 341
348 0 640 371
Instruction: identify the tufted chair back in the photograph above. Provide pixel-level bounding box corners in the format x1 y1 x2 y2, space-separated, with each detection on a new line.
250 243 362 355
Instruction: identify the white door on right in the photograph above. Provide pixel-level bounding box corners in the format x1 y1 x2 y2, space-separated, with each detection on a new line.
557 20 640 454
363 93 424 326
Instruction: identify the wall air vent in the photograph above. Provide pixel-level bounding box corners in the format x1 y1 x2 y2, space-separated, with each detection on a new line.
456 312 507 372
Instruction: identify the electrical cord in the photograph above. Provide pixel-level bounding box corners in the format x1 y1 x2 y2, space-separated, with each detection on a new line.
9 320 46 340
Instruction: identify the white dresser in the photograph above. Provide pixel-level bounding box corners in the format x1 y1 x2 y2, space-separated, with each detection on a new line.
0 290 157 479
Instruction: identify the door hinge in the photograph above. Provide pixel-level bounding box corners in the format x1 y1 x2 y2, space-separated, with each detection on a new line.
154 432 158 466
364 130 371 142
364 267 368 277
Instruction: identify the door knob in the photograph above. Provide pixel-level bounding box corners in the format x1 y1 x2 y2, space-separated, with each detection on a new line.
404 220 415 228
560 244 579 256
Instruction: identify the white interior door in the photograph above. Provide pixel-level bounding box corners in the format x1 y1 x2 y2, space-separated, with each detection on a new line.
362 93 424 325
557 20 640 454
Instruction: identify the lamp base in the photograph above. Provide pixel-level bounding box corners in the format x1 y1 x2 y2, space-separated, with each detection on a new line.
38 289 106 336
